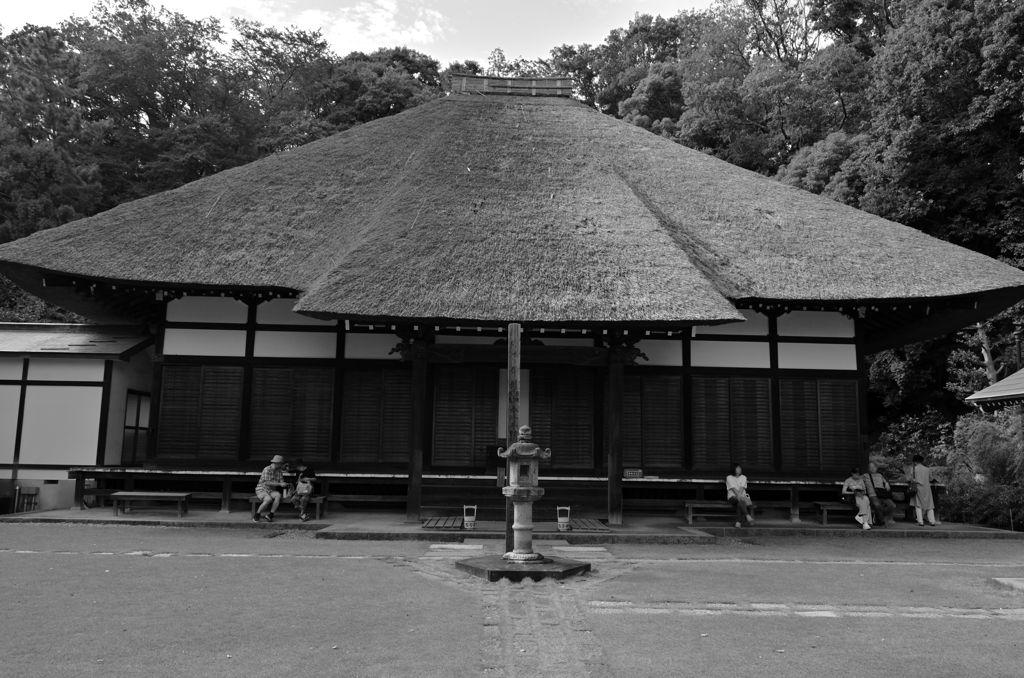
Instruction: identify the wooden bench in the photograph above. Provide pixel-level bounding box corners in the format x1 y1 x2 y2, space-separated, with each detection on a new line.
111 491 191 518
250 495 325 521
683 500 757 524
814 501 856 525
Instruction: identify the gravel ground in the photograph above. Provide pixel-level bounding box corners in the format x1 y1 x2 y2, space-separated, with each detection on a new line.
1 524 1022 678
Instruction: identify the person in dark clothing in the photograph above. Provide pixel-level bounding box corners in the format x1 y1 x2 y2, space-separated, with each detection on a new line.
864 462 896 527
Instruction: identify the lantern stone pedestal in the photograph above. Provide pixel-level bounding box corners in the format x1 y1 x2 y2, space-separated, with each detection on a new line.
457 426 590 582
456 555 591 582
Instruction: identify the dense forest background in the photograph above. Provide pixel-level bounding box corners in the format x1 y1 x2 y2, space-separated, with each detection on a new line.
3 0 1023 524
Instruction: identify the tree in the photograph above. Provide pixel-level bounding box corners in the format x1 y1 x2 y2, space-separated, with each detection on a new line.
485 48 552 77
808 0 908 55
0 25 103 242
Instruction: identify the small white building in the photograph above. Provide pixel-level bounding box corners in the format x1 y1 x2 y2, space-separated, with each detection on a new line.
0 323 152 512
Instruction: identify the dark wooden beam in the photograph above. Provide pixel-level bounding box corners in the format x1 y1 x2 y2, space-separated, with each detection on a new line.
607 352 624 525
505 323 521 554
406 339 428 523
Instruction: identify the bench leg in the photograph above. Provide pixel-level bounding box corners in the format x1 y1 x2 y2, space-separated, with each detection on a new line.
790 488 801 524
73 474 85 510
686 507 693 525
220 480 231 513
821 509 828 526
112 499 118 517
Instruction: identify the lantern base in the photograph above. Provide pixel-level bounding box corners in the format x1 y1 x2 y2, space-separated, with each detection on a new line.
456 556 591 583
502 551 550 563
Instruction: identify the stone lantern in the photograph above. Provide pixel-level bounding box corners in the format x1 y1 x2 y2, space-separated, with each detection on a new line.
498 426 551 562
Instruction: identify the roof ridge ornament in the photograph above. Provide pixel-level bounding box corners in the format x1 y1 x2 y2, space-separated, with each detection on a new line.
449 73 571 98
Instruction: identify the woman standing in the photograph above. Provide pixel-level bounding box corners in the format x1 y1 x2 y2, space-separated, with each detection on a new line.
909 454 937 526
726 463 755 528
842 467 872 530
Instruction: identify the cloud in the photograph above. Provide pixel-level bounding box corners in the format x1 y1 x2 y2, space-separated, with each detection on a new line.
324 0 449 54
215 0 450 56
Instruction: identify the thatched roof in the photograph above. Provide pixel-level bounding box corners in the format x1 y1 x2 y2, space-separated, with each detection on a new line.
2 93 1023 331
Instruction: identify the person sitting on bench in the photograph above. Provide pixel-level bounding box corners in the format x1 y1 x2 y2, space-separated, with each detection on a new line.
253 455 287 523
842 467 872 530
289 458 316 522
726 463 755 528
864 462 895 527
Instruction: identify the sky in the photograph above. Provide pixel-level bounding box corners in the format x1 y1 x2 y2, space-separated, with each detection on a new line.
1 0 714 66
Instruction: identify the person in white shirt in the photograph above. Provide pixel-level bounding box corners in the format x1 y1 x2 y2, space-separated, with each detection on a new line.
842 467 872 530
726 463 755 528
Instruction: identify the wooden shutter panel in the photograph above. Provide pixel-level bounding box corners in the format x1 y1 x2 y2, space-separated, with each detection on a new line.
473 368 499 463
196 367 244 459
156 365 201 459
340 369 382 462
622 374 643 468
157 365 242 460
531 367 594 469
251 368 333 462
341 368 412 463
780 379 819 470
381 370 412 463
641 374 683 468
730 378 772 470
691 377 730 470
819 380 860 470
432 367 476 466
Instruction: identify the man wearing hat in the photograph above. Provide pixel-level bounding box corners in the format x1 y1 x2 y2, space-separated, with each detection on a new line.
253 455 287 522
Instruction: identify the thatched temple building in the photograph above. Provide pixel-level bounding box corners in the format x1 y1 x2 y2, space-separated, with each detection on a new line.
3 76 1024 521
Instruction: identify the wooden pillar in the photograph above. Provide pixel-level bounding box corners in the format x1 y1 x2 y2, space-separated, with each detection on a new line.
406 345 427 523
607 353 624 525
505 323 521 554
220 479 232 513
72 471 85 510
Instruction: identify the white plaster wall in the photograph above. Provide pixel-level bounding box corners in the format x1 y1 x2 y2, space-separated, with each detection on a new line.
635 340 683 366
13 478 75 511
498 369 531 439
254 331 337 358
0 385 19 464
27 359 104 382
344 333 401 360
0 357 23 379
256 298 336 325
534 337 595 346
105 361 128 465
166 296 248 323
435 335 500 345
691 341 771 368
778 343 858 370
694 309 769 336
778 311 855 337
18 386 102 466
163 329 247 357
104 349 154 465
126 348 155 391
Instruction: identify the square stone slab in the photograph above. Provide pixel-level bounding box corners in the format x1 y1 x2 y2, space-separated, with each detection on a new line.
456 555 591 582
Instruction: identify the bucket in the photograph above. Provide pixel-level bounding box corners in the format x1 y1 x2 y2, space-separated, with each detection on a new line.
463 505 477 530
557 506 571 531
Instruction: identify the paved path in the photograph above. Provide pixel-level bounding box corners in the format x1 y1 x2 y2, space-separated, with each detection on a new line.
1 524 1022 677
